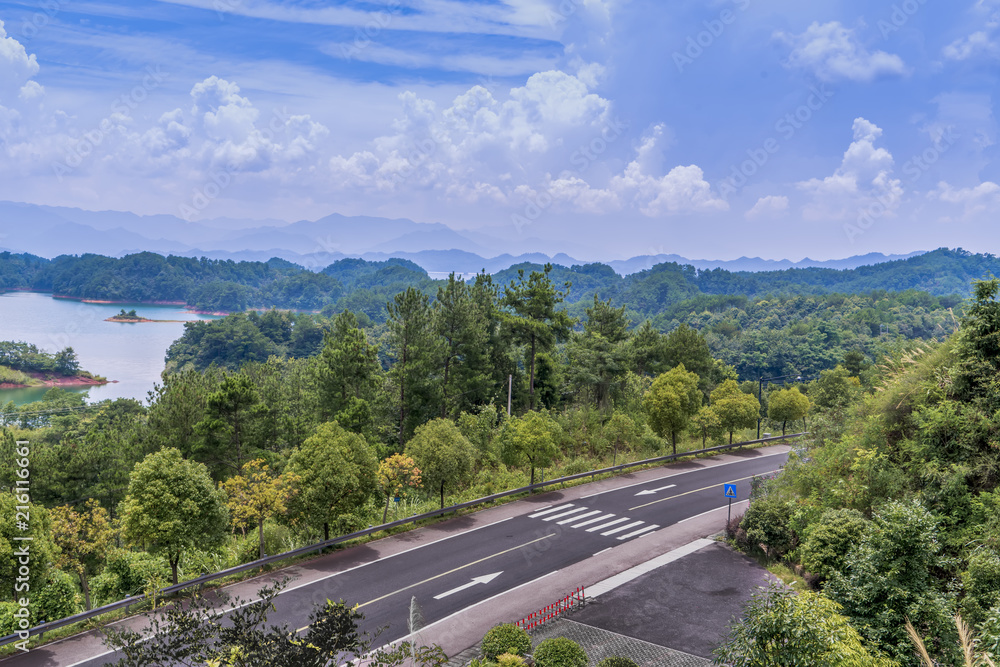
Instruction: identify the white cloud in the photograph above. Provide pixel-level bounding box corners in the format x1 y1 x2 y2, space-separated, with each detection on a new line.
0 20 40 103
943 31 1000 60
930 181 1000 215
745 195 789 220
798 117 903 220
775 21 906 82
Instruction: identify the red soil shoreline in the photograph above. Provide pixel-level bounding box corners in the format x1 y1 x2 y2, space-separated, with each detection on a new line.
0 371 113 389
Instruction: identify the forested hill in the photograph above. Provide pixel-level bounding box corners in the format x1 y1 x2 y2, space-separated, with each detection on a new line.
0 248 995 319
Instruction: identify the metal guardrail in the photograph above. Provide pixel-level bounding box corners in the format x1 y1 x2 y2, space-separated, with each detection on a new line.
0 431 807 647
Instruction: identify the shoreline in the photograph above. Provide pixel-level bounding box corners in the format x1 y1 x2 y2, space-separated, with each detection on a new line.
0 371 112 390
105 316 186 323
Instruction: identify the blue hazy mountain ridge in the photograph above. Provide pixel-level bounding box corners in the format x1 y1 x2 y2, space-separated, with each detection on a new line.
0 199 923 275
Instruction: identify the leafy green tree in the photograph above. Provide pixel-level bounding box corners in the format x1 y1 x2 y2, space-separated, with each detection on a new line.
714 585 895 667
824 500 959 666
503 411 562 485
50 499 114 610
406 419 475 509
810 365 862 411
710 380 761 444
662 324 718 393
54 346 80 376
603 411 642 465
387 287 440 447
121 448 229 585
147 368 220 459
627 320 664 377
643 364 702 455
767 387 811 435
689 405 723 447
566 296 631 411
0 492 55 602
961 548 1000 627
502 264 574 409
286 421 378 542
798 508 868 581
194 373 266 478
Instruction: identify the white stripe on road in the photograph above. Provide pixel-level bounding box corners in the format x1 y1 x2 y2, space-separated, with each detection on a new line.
528 504 573 518
587 538 715 598
617 524 659 540
585 517 630 532
557 510 601 525
600 520 645 536
568 513 615 529
542 507 590 522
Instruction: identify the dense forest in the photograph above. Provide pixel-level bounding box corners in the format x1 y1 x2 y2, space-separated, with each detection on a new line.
0 247 993 318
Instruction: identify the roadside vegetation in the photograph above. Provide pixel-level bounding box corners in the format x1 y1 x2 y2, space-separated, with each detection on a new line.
717 278 1000 666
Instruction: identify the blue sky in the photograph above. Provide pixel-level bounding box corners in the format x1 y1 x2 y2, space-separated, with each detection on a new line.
0 0 997 260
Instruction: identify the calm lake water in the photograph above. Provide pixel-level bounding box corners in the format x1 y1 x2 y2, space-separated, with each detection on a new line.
0 292 220 405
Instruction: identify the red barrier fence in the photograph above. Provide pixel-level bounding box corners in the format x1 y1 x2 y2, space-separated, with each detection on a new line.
515 587 585 632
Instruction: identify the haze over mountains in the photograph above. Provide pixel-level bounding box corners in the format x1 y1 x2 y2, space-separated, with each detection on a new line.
0 200 925 276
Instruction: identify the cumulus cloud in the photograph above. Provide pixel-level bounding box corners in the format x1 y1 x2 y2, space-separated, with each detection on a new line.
798 117 903 220
930 181 1000 215
745 195 789 220
776 22 906 82
0 20 40 103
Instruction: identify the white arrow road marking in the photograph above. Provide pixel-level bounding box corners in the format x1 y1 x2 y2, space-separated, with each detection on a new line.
433 572 503 600
634 484 676 496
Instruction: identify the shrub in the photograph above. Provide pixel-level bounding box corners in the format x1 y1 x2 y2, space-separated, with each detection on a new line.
533 637 588 667
597 657 639 667
496 653 527 667
32 569 80 623
741 496 796 558
90 549 171 606
481 623 531 660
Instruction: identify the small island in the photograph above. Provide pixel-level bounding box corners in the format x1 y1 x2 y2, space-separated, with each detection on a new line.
105 308 182 323
0 341 109 388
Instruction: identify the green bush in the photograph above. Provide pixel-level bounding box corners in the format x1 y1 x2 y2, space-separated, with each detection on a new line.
741 495 796 558
90 549 171 606
533 637 588 667
32 569 80 623
496 654 527 667
481 623 531 660
597 657 639 667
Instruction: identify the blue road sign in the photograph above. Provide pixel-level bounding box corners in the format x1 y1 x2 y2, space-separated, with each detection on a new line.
724 484 737 499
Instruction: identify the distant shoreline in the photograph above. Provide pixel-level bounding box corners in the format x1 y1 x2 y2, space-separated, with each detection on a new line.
104 316 186 323
0 371 112 390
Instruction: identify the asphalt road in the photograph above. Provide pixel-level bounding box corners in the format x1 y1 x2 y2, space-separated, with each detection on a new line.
8 448 788 667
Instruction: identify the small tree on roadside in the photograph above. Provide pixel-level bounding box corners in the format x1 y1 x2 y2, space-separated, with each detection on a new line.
603 411 642 465
767 387 810 435
406 419 475 509
121 448 229 585
643 364 702 455
689 405 723 447
221 459 298 560
710 380 761 444
377 454 422 523
50 499 114 610
502 410 563 486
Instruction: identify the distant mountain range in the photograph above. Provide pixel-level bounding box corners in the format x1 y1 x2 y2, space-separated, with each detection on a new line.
0 200 926 275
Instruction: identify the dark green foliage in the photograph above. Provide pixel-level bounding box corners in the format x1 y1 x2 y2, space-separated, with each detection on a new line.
480 624 531 660
32 570 80 624
740 496 796 559
797 508 868 581
0 340 82 376
532 637 588 667
596 657 638 667
104 579 448 667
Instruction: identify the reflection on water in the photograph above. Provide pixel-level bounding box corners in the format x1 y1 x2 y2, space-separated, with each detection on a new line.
0 292 220 406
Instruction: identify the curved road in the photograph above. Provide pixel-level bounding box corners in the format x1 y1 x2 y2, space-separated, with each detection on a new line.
5 445 789 667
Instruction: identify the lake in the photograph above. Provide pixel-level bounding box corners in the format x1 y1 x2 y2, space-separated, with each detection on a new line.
0 292 220 405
